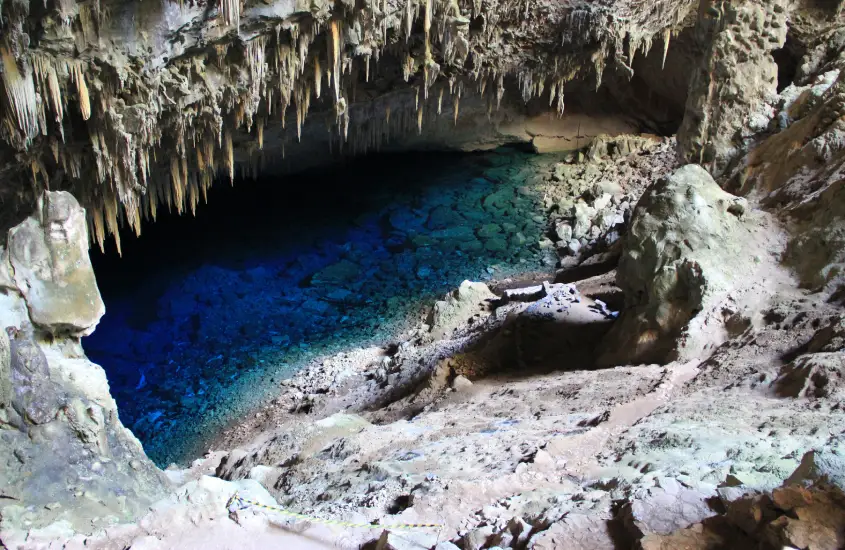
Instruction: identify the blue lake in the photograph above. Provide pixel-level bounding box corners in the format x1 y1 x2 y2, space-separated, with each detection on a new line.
84 148 558 466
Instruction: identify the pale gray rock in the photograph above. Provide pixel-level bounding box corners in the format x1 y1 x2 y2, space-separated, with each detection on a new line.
622 483 717 537
7 191 105 337
678 0 789 176
555 222 573 243
0 329 10 412
529 515 616 550
600 164 752 365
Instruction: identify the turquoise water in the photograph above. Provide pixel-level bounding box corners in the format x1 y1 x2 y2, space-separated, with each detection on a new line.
84 148 557 466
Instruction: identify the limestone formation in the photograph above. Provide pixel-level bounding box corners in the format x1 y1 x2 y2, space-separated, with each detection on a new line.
7 191 105 336
0 0 708 252
678 0 789 176
0 192 169 538
2 1 845 549
599 164 755 365
0 328 11 414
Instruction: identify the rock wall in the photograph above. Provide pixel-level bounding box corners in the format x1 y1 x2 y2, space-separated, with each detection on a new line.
677 0 789 177
724 24 845 291
0 191 169 538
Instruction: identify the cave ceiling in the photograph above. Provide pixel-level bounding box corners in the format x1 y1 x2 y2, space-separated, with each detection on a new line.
0 0 699 249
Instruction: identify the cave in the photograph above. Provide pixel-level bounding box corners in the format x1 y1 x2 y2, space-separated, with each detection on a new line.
2 1 845 549
84 146 561 465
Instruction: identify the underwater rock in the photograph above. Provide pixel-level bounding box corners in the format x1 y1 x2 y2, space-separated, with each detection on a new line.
312 260 362 286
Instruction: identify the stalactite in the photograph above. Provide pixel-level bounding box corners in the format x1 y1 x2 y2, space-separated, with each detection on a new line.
219 0 240 29
329 20 342 102
91 204 106 253
104 195 121 255
149 180 158 221
257 118 264 149
496 74 504 110
32 55 63 125
314 56 322 98
417 104 423 134
0 46 39 139
662 28 671 70
437 87 444 115
170 156 184 213
224 129 234 183
453 90 460 125
70 63 91 120
405 0 414 41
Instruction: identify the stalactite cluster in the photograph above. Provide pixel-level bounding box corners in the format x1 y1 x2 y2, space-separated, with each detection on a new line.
0 0 696 252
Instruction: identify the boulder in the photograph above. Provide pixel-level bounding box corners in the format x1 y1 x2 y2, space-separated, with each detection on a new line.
429 281 497 340
786 450 845 490
599 165 751 365
7 191 105 337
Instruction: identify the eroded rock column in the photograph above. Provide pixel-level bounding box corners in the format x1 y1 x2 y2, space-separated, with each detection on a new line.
0 191 169 539
678 0 788 176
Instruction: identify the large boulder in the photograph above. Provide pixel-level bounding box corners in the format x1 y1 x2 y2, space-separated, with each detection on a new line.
599 164 752 365
7 191 105 337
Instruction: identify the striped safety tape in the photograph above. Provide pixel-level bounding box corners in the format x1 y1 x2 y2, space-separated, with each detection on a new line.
227 492 442 530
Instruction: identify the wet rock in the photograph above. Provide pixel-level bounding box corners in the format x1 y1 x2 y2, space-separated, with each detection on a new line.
6 192 105 336
477 223 502 238
484 238 508 252
312 260 361 286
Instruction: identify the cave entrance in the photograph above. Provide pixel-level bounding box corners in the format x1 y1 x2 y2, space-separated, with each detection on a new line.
84 146 558 466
